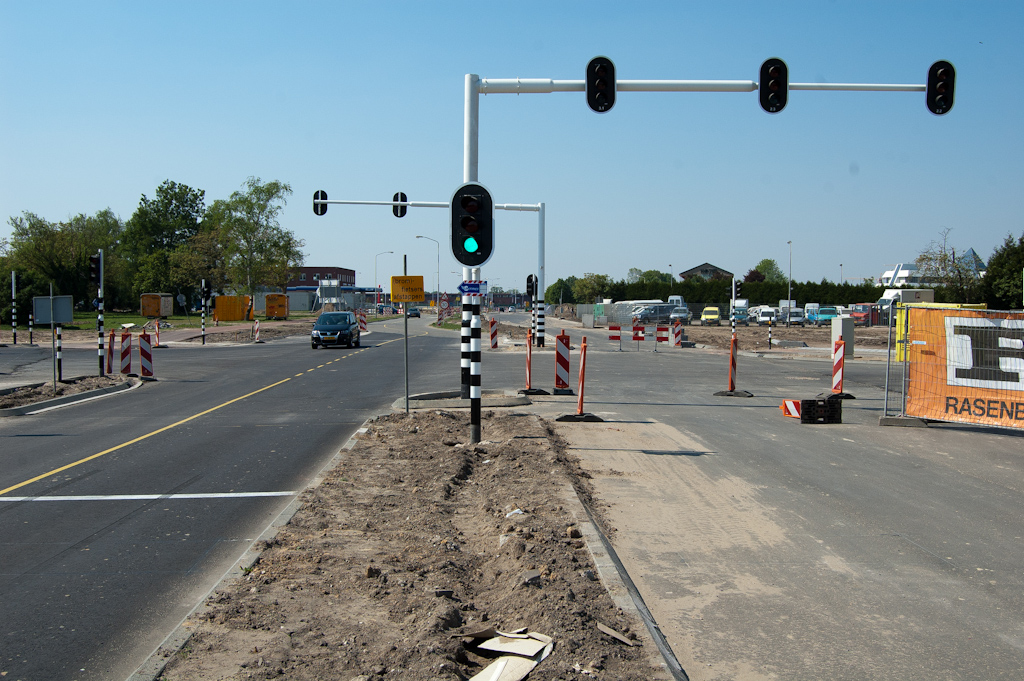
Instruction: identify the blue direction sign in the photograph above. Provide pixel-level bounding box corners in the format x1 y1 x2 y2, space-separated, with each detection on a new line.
457 281 487 295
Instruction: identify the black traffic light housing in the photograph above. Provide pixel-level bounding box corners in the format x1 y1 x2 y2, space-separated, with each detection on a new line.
586 56 615 113
313 190 328 216
201 281 212 299
759 58 788 113
527 274 536 298
450 182 494 267
926 60 955 115
88 254 101 283
393 192 408 218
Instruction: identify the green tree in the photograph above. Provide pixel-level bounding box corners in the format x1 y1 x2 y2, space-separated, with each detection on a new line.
753 258 786 284
982 231 1024 309
219 177 305 297
572 273 612 304
545 277 577 304
121 180 207 299
626 268 642 284
639 269 673 284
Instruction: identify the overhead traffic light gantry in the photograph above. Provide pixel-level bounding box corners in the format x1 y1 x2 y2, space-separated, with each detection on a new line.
759 58 788 114
586 56 616 113
450 182 494 267
926 60 955 115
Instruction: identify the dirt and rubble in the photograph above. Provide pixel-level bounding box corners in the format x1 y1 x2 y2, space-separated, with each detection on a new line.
157 411 661 681
0 374 129 410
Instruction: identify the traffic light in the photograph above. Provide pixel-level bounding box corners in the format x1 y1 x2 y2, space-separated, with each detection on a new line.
88 254 101 283
759 58 788 113
734 279 742 298
450 182 494 267
926 60 955 115
527 274 536 298
393 192 407 218
586 56 615 113
313 190 328 216
201 281 211 299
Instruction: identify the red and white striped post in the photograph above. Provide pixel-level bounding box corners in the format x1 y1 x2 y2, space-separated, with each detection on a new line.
120 332 132 375
139 332 154 378
254 318 261 343
673 320 683 347
714 334 752 397
489 317 497 349
632 324 644 351
554 330 573 394
358 311 367 332
608 324 622 351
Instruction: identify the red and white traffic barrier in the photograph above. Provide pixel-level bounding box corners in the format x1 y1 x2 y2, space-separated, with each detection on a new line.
673 321 683 347
555 330 572 394
254 318 261 342
780 399 801 418
654 326 669 351
139 332 154 378
832 340 845 394
489 317 497 349
632 325 644 342
608 324 622 351
120 332 132 374
728 335 737 392
358 311 367 332
154 321 162 348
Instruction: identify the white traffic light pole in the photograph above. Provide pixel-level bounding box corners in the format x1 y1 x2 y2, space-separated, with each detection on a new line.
462 66 932 329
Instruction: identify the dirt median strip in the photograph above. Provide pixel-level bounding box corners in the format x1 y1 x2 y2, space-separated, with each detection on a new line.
149 411 666 681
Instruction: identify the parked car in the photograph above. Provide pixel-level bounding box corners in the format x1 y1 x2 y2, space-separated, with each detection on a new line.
407 307 421 318
849 303 876 326
756 308 777 326
311 311 361 349
785 308 805 326
669 306 692 325
813 306 839 327
700 306 721 326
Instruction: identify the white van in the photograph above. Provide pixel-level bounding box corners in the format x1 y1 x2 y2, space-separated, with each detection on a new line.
756 308 777 326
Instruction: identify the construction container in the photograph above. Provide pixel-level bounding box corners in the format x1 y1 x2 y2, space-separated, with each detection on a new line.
214 295 254 321
140 293 174 318
265 293 289 320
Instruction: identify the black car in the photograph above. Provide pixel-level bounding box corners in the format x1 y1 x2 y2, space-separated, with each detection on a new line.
311 312 360 349
407 307 421 318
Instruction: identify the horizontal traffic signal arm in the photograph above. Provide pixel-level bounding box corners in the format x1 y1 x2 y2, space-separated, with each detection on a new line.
476 77 927 94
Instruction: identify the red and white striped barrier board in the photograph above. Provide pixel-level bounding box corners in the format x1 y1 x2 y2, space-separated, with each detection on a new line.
656 326 669 343
139 332 154 378
254 318 261 342
780 399 801 418
555 330 571 393
489 317 497 349
608 324 621 341
632 326 645 341
673 321 683 346
832 340 846 394
358 311 367 332
120 332 132 374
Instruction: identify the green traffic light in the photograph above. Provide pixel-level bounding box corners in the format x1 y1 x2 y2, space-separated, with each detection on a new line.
464 236 479 253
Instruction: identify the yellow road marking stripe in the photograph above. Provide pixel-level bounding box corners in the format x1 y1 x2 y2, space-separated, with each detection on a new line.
0 377 293 497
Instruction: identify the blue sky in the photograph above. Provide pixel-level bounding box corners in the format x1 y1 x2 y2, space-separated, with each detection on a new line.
2 2 1021 297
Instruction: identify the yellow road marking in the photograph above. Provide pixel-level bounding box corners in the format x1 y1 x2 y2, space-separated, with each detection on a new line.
0 377 293 497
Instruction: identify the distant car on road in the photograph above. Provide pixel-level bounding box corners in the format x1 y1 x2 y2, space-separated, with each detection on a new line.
637 303 676 324
813 306 839 327
407 307 421 318
700 306 721 326
311 311 361 349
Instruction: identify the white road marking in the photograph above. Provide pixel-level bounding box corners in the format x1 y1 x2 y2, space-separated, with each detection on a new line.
0 492 297 502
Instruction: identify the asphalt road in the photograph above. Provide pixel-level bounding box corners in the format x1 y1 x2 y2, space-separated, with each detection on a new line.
0 318 461 680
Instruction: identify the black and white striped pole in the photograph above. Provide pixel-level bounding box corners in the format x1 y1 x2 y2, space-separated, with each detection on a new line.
89 250 104 376
201 279 207 346
10 271 16 345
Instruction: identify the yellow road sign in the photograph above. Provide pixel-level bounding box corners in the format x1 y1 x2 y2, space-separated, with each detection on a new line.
390 276 424 303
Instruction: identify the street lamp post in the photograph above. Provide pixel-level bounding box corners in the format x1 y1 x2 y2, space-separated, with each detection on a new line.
375 251 393 309
787 240 793 328
415 235 440 311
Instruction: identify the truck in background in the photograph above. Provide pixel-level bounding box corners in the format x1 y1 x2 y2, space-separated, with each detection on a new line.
730 298 750 325
877 288 935 325
849 303 878 326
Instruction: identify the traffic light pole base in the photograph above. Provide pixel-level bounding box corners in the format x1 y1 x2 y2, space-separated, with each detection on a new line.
555 412 604 423
714 389 753 398
519 388 550 396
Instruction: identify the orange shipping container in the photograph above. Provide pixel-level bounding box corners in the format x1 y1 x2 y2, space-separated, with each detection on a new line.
214 295 254 321
265 293 289 320
140 293 173 318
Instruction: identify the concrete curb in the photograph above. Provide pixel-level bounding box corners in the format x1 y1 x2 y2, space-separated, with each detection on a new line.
0 377 141 417
126 421 371 681
391 389 531 411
